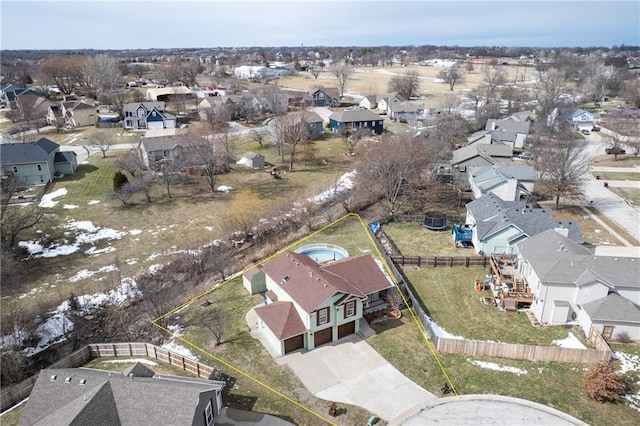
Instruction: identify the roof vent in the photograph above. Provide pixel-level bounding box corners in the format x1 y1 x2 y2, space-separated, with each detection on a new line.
614 258 618 261
65 377 72 383
79 379 86 385
282 275 290 282
50 375 57 381
129 373 134 382
309 272 313 277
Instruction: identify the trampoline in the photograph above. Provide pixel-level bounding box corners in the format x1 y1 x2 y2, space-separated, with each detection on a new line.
423 212 448 231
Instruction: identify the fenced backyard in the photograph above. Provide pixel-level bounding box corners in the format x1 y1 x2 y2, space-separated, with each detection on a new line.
0 342 216 412
369 223 612 365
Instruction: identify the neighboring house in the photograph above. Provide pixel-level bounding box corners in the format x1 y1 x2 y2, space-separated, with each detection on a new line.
60 100 97 128
550 107 595 130
0 83 25 108
388 101 425 122
359 94 379 110
266 111 324 140
517 229 640 340
377 94 405 113
310 88 340 107
14 89 56 121
123 102 176 130
0 138 77 185
451 144 513 185
236 151 265 169
138 134 205 169
46 105 64 127
329 108 384 135
485 119 531 150
146 86 193 102
243 251 394 356
18 363 225 426
466 129 492 145
468 165 536 201
465 193 582 255
234 65 267 79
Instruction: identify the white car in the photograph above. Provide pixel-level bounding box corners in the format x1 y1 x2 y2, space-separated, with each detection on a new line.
518 152 534 160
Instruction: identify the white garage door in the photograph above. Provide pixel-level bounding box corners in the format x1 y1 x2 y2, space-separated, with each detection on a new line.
147 121 163 130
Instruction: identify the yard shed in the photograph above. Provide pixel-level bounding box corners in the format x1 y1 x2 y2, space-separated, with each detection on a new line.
236 151 265 169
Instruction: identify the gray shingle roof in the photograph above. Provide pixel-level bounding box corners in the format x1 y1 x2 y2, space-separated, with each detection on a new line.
518 229 640 289
582 293 640 323
0 138 59 165
18 367 225 426
467 194 582 242
486 119 531 134
329 108 382 123
469 165 537 192
139 134 206 153
451 143 513 166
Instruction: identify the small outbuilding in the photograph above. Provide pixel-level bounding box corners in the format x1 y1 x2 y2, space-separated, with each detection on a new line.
236 151 266 169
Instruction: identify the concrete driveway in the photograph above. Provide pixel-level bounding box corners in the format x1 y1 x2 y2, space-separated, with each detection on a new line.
276 334 436 423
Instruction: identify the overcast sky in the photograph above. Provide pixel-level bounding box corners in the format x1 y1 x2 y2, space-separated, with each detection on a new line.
1 0 639 50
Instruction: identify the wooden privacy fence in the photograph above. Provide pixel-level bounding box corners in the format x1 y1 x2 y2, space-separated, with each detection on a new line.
1 342 216 412
394 214 466 224
390 255 488 268
436 338 611 364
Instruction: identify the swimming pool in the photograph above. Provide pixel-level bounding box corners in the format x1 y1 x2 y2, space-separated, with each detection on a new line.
295 244 348 263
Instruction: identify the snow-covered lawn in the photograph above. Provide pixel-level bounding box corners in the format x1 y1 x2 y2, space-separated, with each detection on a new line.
552 332 587 349
162 324 198 361
467 359 528 376
38 188 68 208
614 351 640 413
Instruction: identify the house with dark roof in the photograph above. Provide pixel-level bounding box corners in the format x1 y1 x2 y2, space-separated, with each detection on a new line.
243 251 394 356
329 108 383 135
265 111 325 140
485 118 531 150
516 229 640 340
465 193 582 255
18 362 225 426
138 134 206 169
0 138 77 185
309 87 340 107
123 101 176 130
468 165 537 201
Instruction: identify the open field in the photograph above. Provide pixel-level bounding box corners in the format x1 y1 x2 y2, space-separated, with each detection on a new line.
1 135 355 314
275 64 522 109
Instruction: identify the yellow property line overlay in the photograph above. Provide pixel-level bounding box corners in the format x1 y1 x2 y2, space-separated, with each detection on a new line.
152 212 457 424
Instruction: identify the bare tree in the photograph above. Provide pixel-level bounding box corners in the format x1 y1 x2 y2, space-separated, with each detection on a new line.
384 288 404 312
83 54 120 98
249 128 268 148
89 130 115 158
129 173 156 203
271 112 309 171
536 135 588 209
310 67 320 80
190 136 226 194
533 68 568 128
38 55 86 94
204 308 226 346
220 189 261 240
329 61 355 98
357 134 428 219
1 202 46 247
604 116 639 160
131 64 150 79
340 126 369 156
388 70 421 99
482 65 507 103
438 67 464 91
115 149 148 177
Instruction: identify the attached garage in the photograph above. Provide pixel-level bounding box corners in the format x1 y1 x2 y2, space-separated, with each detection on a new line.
337 321 355 339
314 327 333 348
284 334 304 354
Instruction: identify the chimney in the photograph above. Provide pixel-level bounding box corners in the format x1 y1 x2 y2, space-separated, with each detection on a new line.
129 373 134 382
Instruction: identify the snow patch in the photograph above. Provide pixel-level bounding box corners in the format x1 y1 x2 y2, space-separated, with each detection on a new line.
309 170 356 203
552 332 586 349
467 359 528 376
129 229 142 235
63 204 79 209
69 265 118 283
162 324 198 361
38 188 68 208
88 200 101 205
217 185 232 193
105 358 158 366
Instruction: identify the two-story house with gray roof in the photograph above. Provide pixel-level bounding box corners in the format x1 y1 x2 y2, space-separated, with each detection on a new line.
123 101 176 130
0 138 77 185
18 362 225 426
485 118 531 150
517 229 640 340
329 108 383 135
465 193 582 255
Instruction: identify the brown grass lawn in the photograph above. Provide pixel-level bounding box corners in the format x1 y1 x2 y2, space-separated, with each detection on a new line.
2 136 356 314
382 222 463 256
608 187 640 209
275 64 521 108
592 154 640 167
543 204 630 247
592 171 640 181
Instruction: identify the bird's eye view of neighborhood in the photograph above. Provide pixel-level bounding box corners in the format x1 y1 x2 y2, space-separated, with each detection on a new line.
1 0 640 425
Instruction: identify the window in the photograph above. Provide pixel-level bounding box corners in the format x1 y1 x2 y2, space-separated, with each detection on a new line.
204 400 214 426
317 307 329 325
12 166 18 173
344 301 355 318
579 285 592 296
39 176 45 183
37 164 42 171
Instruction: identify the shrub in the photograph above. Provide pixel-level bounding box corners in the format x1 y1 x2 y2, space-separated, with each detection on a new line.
584 360 626 402
113 171 129 192
615 331 632 344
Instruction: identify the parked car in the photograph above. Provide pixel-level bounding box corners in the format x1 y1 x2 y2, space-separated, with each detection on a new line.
592 125 601 132
605 147 626 155
580 129 591 135
518 152 534 160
